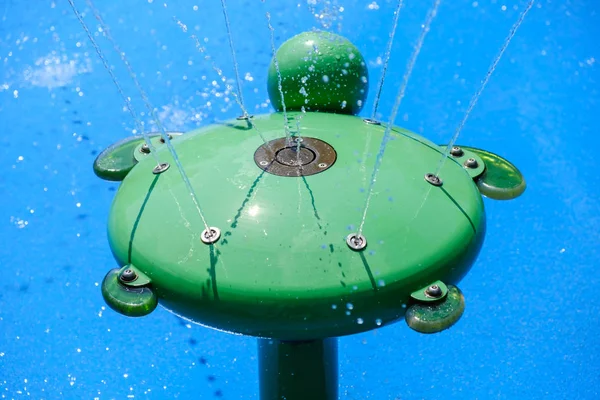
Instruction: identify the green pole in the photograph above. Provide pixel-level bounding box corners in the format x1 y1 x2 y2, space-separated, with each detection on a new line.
258 338 338 400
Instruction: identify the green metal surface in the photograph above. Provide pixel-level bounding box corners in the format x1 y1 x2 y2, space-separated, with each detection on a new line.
105 111 485 340
267 31 369 115
101 268 158 317
462 146 527 200
258 338 338 400
405 284 465 334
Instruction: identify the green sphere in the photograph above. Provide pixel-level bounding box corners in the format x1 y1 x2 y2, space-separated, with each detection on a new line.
267 31 369 115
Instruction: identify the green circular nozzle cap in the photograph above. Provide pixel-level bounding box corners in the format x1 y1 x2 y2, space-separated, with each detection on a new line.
405 285 465 334
461 146 526 200
101 268 158 317
267 31 369 115
93 136 149 181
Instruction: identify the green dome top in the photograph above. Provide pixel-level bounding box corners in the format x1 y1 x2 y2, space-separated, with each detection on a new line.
267 31 369 115
105 112 485 340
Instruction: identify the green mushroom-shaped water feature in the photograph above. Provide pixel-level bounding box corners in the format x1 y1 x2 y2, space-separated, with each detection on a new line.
94 31 525 400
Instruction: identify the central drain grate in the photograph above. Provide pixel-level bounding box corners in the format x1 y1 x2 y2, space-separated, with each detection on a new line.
254 137 337 177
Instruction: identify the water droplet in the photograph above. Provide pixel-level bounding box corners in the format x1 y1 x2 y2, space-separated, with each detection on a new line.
357 318 364 324
346 303 354 310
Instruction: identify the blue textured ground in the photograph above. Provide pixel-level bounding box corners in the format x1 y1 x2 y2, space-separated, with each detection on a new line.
1 0 598 399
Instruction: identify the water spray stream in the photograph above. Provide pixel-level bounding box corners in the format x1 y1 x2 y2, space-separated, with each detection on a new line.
370 0 404 121
266 11 292 143
294 108 306 168
68 0 160 164
434 0 534 177
357 0 442 238
295 113 304 212
173 17 272 151
220 0 247 115
82 0 212 232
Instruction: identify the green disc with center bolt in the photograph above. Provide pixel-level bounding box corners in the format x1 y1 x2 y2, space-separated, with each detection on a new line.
101 268 158 317
405 284 466 334
461 146 526 200
93 135 154 181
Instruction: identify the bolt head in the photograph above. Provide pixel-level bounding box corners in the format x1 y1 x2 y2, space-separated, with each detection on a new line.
424 173 443 187
201 227 221 244
425 284 443 298
120 268 138 283
450 146 464 157
140 144 151 154
346 233 367 251
152 162 170 174
464 158 479 169
363 118 381 125
159 134 172 143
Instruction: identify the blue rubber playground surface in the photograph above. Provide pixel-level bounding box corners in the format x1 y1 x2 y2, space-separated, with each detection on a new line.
1 0 599 398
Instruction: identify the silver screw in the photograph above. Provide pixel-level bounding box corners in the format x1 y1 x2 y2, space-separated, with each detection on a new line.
424 173 443 187
200 227 221 244
464 158 479 169
140 144 151 154
425 284 443 298
159 134 173 143
119 268 138 283
450 146 463 157
363 118 381 125
346 233 367 251
153 163 170 174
